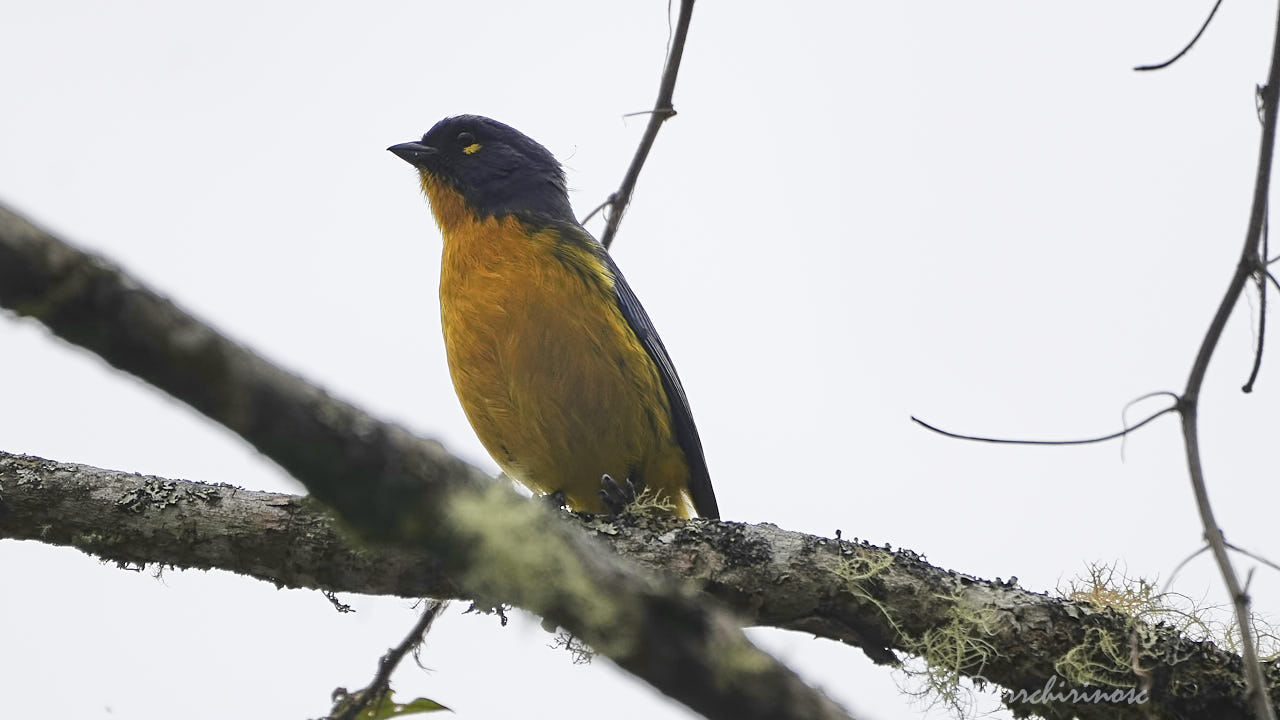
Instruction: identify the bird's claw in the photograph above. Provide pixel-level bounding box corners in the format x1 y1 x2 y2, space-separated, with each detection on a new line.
599 474 639 515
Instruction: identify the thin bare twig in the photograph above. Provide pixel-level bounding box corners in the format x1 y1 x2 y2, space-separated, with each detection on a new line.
595 0 695 248
1156 539 1280 596
1245 213 1271 393
1177 5 1280 717
1134 0 1225 72
579 195 613 226
910 405 1177 446
1122 389 1182 413
1163 544 1212 593
329 599 448 720
622 109 667 119
1121 390 1183 459
1243 271 1267 393
1227 542 1280 578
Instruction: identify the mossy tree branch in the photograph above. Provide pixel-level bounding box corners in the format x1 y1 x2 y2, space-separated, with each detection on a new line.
3 450 1278 720
0 204 850 720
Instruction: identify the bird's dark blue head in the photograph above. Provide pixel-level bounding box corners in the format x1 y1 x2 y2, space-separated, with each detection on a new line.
389 115 574 224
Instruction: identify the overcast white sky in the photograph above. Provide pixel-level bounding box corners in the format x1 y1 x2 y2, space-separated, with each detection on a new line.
4 2 1280 719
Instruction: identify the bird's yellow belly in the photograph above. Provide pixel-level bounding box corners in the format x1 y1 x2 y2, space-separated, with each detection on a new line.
439 216 692 515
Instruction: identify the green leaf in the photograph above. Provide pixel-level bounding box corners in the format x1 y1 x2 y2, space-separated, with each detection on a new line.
359 693 451 719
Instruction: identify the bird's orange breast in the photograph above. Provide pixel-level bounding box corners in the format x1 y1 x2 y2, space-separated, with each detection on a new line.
426 179 695 516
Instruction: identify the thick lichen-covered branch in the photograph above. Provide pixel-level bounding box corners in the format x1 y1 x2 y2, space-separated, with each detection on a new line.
0 204 850 720
3 451 1277 720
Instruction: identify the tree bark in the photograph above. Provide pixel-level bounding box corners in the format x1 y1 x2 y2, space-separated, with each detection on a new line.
3 450 1275 720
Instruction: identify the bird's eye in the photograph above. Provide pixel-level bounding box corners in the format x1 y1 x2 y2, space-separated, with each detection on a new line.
457 131 482 156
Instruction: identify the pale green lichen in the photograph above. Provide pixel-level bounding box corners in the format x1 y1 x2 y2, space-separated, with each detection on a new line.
898 592 1003 717
444 484 640 656
832 546 1004 716
623 487 677 516
1057 561 1280 686
833 546 900 636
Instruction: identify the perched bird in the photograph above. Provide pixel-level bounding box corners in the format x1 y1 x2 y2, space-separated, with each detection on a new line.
389 115 718 519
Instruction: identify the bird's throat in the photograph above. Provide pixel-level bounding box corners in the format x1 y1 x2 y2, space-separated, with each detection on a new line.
419 171 474 235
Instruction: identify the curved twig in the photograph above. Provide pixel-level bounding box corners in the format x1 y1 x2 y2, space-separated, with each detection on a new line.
1121 390 1183 459
579 196 613 226
1163 544 1213 593
1244 271 1268 393
1245 213 1271 393
910 405 1177 446
1134 0 1225 72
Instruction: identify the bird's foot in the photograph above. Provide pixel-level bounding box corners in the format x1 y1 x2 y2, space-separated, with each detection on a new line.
599 474 639 515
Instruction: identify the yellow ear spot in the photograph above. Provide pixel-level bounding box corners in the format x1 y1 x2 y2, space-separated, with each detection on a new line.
463 143 482 155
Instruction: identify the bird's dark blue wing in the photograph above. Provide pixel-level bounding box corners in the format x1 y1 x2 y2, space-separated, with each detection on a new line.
598 250 719 519
533 216 719 518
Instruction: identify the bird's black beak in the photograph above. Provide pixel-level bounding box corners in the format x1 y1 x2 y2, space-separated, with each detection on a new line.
388 141 438 168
